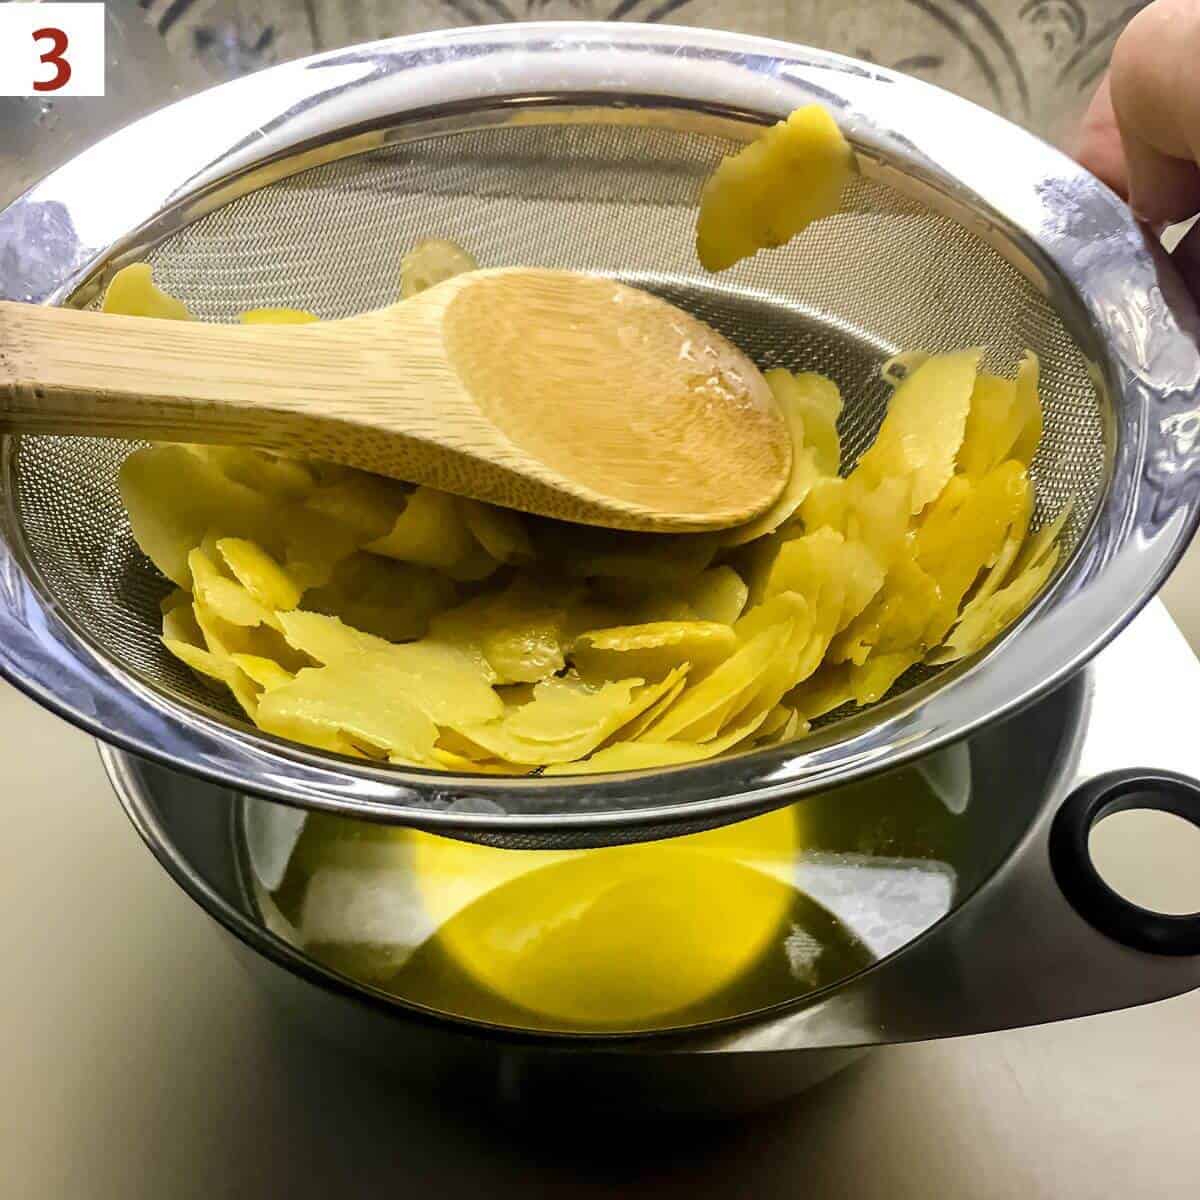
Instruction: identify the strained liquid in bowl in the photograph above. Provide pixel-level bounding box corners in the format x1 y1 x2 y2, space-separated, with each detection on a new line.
239 752 967 1033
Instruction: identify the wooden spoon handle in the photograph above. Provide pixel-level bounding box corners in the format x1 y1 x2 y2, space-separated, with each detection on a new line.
0 301 350 445
0 298 642 524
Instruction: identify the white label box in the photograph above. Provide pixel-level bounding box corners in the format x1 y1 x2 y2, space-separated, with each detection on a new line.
0 2 105 97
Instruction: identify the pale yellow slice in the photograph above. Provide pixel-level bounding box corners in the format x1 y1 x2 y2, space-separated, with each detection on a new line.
696 104 853 272
572 620 737 683
855 348 981 514
102 263 191 320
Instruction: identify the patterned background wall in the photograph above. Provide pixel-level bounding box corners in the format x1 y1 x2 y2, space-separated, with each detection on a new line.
137 0 1147 143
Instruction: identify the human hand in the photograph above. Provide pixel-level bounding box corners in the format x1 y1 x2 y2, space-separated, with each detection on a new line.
1075 0 1200 293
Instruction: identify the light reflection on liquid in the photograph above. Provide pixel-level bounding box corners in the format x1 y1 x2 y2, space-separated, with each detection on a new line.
241 746 967 1034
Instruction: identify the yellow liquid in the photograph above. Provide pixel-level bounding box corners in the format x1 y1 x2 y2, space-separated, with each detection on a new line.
250 799 892 1033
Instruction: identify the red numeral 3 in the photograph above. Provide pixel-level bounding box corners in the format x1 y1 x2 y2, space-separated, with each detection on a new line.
32 26 71 93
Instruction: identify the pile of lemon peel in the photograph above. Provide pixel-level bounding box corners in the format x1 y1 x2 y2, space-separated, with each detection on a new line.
111 104 1064 776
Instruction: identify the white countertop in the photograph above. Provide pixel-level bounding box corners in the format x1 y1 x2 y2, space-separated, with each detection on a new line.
2 602 1198 1199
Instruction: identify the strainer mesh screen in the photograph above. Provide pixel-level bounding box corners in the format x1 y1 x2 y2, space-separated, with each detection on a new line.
5 120 1104 729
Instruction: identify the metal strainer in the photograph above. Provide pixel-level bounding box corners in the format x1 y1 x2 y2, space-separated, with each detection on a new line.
1 23 1198 847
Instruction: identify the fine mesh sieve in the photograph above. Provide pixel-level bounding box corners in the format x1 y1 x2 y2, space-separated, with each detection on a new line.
1 24 1198 847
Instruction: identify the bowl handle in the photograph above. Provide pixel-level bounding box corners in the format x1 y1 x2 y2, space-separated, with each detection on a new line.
1050 769 1200 956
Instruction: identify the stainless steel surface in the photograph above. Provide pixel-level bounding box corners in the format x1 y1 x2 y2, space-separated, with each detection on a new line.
3 605 1198 1198
97 603 1200 1107
1 24 1198 845
142 0 1147 145
0 3 210 211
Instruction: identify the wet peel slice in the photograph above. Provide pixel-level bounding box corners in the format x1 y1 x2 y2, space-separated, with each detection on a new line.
854 348 981 514
458 676 643 765
572 621 737 683
696 104 854 272
646 617 798 743
257 664 438 763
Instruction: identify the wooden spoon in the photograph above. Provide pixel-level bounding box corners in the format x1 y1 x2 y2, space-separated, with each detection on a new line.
0 268 789 532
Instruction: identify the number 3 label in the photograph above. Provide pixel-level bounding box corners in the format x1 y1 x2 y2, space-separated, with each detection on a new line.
33 27 72 93
0 3 104 96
